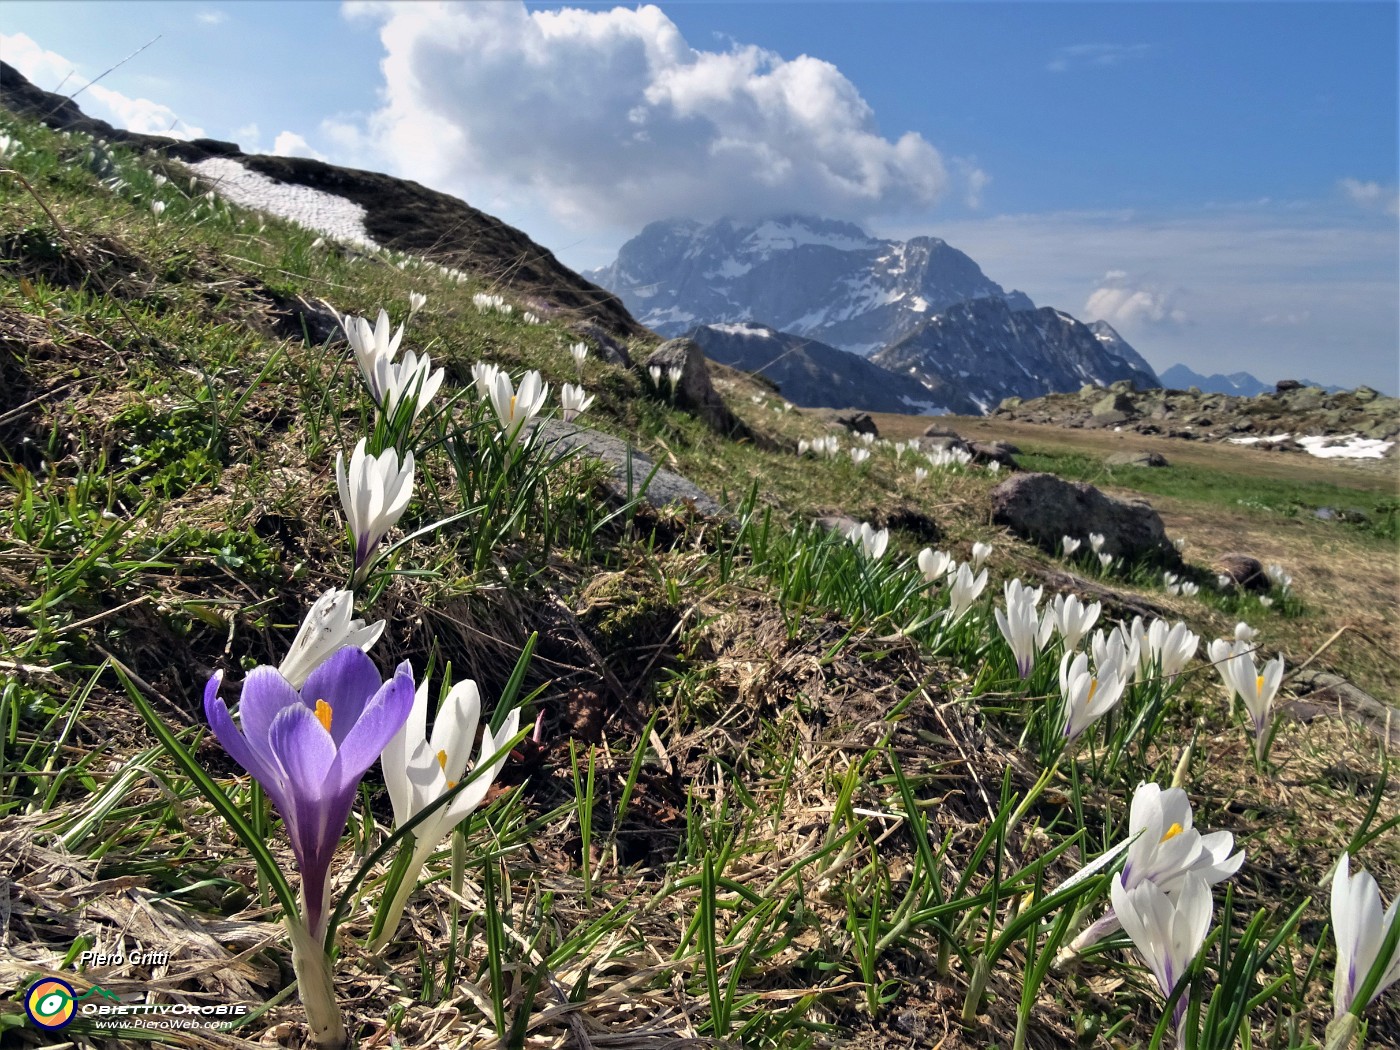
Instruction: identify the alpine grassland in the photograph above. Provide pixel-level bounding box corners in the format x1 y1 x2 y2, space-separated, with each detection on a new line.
1 114 1397 1050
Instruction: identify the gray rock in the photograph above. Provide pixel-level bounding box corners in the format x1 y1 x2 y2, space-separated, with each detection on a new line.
835 412 879 436
969 440 1019 467
568 322 632 368
989 472 1180 566
1354 385 1380 403
1093 392 1136 417
645 338 744 436
1275 379 1303 392
1213 553 1269 593
1107 450 1169 467
530 418 721 516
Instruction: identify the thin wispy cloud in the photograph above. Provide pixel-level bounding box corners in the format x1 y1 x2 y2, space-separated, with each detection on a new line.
1047 43 1150 73
345 1 963 229
197 10 228 26
1339 177 1399 216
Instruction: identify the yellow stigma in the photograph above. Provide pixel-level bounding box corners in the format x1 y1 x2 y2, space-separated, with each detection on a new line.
509 394 517 417
1085 678 1099 704
315 699 332 732
1255 674 1265 696
1161 822 1184 842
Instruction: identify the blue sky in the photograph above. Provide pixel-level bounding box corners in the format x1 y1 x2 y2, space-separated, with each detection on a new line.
4 1 1397 391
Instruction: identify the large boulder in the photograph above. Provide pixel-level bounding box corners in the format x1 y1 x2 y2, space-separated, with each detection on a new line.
989 472 1180 567
1106 450 1169 468
835 411 879 436
645 339 744 436
1213 553 1269 593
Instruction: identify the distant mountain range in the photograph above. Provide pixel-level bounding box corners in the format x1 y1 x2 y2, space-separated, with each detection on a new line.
590 215 1159 413
686 322 975 414
1159 364 1347 396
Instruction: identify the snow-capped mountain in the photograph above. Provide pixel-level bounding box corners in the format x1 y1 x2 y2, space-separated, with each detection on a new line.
871 299 1160 412
687 322 977 415
586 215 1034 354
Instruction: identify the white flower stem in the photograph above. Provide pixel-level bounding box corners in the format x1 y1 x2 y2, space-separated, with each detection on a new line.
1324 1014 1361 1050
368 834 437 953
286 915 347 1049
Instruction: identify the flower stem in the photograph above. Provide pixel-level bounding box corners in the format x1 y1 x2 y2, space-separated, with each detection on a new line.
287 915 348 1049
368 835 436 953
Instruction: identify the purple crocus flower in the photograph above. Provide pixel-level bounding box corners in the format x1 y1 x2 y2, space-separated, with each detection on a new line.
204 646 415 938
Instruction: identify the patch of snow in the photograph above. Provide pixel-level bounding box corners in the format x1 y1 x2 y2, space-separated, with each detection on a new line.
187 158 378 248
710 322 771 338
742 219 879 255
1226 433 1292 445
1297 433 1395 460
705 257 752 279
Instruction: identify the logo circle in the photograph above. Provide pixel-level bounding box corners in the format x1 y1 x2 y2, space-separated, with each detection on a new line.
25 978 77 1030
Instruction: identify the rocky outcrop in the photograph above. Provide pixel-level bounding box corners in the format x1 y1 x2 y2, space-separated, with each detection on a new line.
991 382 1399 456
989 473 1179 567
644 339 745 437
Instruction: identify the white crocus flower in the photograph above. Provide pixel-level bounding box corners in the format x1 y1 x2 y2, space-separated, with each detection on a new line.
1179 582 1199 597
1062 783 1242 959
1099 552 1115 570
987 461 1001 474
913 467 928 483
1330 852 1400 1019
995 580 1052 679
846 522 888 560
1049 593 1101 651
1209 640 1283 759
277 588 385 689
945 562 988 623
1145 620 1199 679
1089 532 1106 553
523 310 541 325
797 439 811 456
408 291 427 317
971 541 993 569
335 439 415 581
667 365 684 389
342 310 405 401
373 677 521 950
1163 572 1179 588
375 350 445 423
1062 536 1082 556
560 382 595 424
1091 625 1142 683
648 364 663 388
471 361 501 399
1217 574 1234 589
1258 595 1274 608
1173 536 1187 552
1112 874 1214 1041
849 447 871 466
150 199 166 218
918 548 954 585
488 369 549 444
1059 650 1127 742
570 342 589 369
1234 622 1258 644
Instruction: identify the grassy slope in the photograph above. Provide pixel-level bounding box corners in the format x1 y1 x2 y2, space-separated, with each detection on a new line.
1 118 1398 1049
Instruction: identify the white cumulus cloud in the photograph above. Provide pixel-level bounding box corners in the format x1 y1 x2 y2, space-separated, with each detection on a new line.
346 1 951 228
1340 177 1399 216
1 32 204 140
1084 270 1188 329
272 131 326 161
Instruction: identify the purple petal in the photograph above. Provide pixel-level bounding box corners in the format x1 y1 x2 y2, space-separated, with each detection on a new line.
329 662 416 791
267 704 354 934
236 666 305 756
205 672 281 793
300 646 383 748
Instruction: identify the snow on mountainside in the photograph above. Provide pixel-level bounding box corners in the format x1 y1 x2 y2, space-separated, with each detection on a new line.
686 322 978 415
586 215 1035 354
871 299 1161 413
